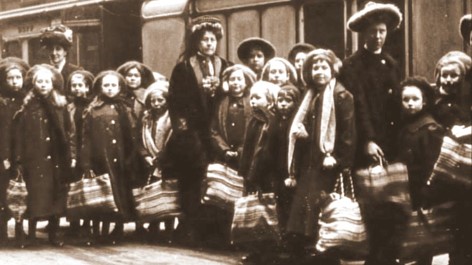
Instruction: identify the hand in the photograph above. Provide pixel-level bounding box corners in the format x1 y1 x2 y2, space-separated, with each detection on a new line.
365 141 384 162
284 176 297 188
177 118 188 131
3 159 10 170
293 123 309 139
70 159 76 168
225 151 238 160
145 156 154 167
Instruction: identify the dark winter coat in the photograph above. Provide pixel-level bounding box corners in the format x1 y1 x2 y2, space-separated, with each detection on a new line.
433 93 470 131
395 112 444 209
81 97 139 220
12 94 72 219
287 82 356 237
339 47 401 165
210 94 251 169
61 62 81 91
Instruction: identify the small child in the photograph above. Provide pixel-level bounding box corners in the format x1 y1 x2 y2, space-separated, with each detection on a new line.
211 64 256 169
65 70 95 244
261 57 298 89
237 37 276 79
13 64 73 247
117 61 156 118
138 81 175 242
81 70 139 244
238 80 279 264
0 57 29 247
288 43 316 89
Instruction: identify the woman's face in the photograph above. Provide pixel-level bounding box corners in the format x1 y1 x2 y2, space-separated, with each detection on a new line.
6 68 23 91
125 67 142 89
101 74 120 98
70 74 90 97
198 31 217 56
34 70 54 96
401 85 424 115
268 61 289 86
228 69 247 97
311 59 332 87
49 45 67 65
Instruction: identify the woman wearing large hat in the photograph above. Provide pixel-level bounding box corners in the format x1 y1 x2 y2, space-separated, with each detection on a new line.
338 2 404 265
167 15 230 246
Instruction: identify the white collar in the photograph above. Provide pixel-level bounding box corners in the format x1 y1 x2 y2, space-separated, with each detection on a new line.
364 44 382 54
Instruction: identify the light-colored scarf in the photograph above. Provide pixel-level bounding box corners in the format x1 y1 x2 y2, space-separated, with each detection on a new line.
142 110 172 158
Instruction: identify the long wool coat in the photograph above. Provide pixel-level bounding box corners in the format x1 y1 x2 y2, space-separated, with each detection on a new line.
339 47 401 165
81 99 138 220
12 95 72 219
0 92 23 207
287 82 356 237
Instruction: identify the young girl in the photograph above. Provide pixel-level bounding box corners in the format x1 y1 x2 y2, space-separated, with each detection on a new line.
65 70 95 243
117 61 156 118
81 70 139 244
287 43 316 89
211 64 256 169
238 80 279 264
0 57 29 247
395 77 444 265
237 38 276 79
286 49 355 264
13 64 73 247
261 57 298 90
137 81 175 243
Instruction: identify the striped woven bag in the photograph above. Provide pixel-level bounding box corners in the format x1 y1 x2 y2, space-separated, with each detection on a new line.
6 169 27 221
316 173 369 259
202 163 244 210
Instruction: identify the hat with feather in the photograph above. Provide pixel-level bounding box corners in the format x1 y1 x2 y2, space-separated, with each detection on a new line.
347 1 402 32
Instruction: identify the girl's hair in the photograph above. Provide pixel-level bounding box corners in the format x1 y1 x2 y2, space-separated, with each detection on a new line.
278 84 301 106
116 61 156 89
302 49 342 87
399 76 435 112
92 70 126 96
0 64 27 90
144 81 168 109
250 81 279 106
66 70 94 90
260 57 298 85
221 64 257 93
20 64 67 107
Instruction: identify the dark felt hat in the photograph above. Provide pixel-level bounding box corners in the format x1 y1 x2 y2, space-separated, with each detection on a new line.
460 14 472 41
237 37 276 61
40 24 73 49
347 1 402 32
288 43 316 64
117 61 156 89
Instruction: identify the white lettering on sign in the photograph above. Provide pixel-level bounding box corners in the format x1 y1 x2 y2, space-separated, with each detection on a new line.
18 25 34 33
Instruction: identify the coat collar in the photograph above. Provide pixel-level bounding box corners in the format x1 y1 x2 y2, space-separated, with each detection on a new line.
405 113 437 133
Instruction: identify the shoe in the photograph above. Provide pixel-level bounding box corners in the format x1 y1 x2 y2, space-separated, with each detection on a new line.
240 253 261 265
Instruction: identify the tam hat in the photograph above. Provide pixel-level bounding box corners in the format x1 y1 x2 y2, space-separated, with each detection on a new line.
117 61 156 89
347 1 402 32
144 81 168 100
190 15 224 39
221 64 257 93
261 57 298 85
302 49 342 87
237 37 276 62
40 24 73 49
288 43 316 64
459 14 472 42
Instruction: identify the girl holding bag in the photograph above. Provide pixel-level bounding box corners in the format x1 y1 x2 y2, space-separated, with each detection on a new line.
286 49 355 264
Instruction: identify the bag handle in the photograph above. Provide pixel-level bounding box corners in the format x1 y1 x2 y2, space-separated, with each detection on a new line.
334 171 357 201
13 168 24 182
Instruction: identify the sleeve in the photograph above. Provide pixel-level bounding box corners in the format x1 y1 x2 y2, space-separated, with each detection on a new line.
66 108 77 161
11 110 25 168
210 103 231 161
333 90 356 170
419 124 445 180
168 62 192 133
80 112 92 172
0 104 10 169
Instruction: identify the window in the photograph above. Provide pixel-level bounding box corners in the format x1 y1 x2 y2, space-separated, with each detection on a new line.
2 40 22 58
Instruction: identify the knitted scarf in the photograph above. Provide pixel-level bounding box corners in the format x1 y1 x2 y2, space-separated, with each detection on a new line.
142 110 172 158
288 79 337 176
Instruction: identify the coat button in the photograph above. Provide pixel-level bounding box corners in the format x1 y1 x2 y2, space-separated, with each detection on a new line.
44 119 48 123
46 155 51 160
447 103 452 107
113 158 118 163
112 139 117 144
390 122 394 125
111 105 115 109
45 137 50 142
231 122 235 127
388 89 393 94
111 120 116 125
233 103 237 107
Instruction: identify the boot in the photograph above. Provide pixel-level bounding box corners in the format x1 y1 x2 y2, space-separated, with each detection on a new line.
108 221 124 244
48 217 64 247
0 207 8 245
15 220 26 248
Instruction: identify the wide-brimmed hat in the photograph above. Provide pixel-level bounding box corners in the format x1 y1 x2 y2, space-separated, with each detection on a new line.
40 24 73 49
237 37 276 61
460 14 472 41
261 57 297 85
221 64 257 93
117 61 156 89
347 1 402 32
190 15 224 39
287 43 316 64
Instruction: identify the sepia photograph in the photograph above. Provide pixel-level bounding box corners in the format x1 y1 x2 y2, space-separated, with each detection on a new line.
0 0 470 264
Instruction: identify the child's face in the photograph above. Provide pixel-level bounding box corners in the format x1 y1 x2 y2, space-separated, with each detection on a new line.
34 70 53 96
6 68 23 91
101 74 120 98
248 48 265 73
149 91 167 112
125 67 142 89
276 93 295 116
401 85 424 115
311 59 332 87
294 52 307 71
250 86 271 111
228 69 246 97
198 31 217 57
70 74 90 98
440 64 462 95
268 61 289 86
